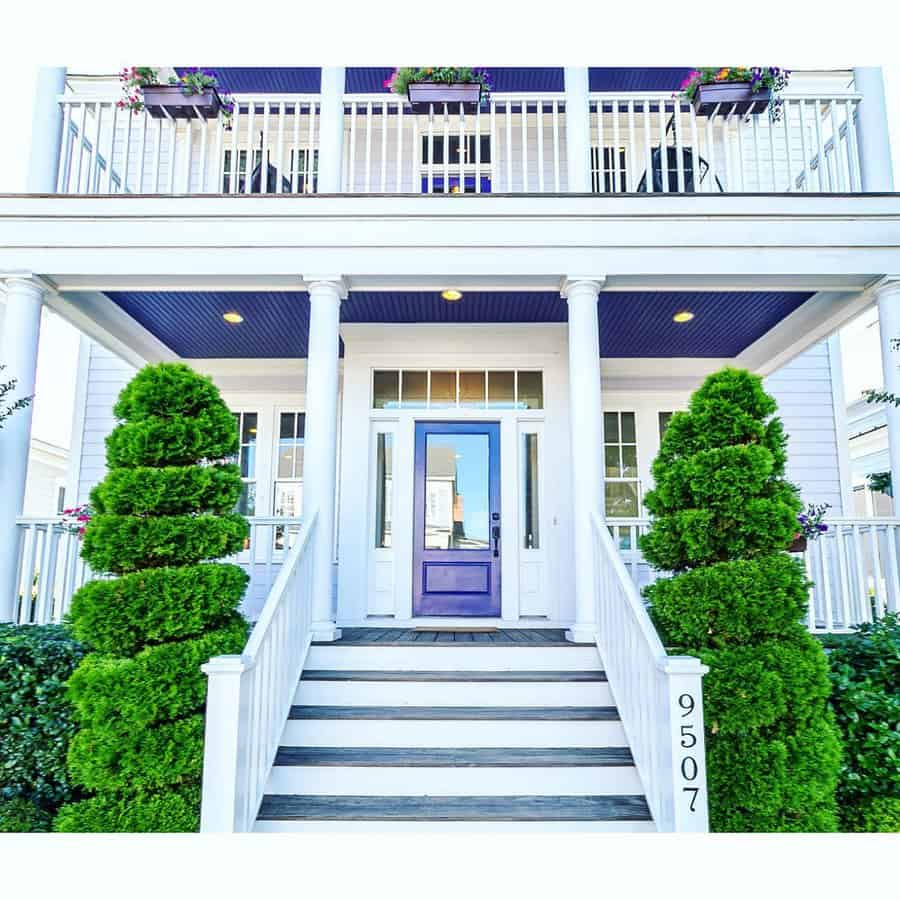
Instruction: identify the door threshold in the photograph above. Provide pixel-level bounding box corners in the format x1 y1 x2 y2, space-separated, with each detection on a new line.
414 625 499 633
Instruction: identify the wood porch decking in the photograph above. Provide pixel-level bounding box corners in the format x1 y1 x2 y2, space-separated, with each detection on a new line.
317 628 572 646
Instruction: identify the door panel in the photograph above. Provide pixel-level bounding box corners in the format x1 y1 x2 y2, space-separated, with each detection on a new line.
413 422 501 616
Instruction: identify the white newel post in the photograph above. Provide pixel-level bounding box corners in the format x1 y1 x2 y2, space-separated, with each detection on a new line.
200 655 249 832
564 67 591 193
317 67 346 193
563 277 605 643
659 656 710 832
876 279 900 501
27 67 67 192
0 276 45 622
853 67 894 192
304 277 346 641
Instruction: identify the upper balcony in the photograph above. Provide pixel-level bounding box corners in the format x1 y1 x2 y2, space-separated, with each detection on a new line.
47 67 884 199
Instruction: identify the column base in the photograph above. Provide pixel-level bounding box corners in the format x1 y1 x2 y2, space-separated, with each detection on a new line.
565 625 597 645
311 623 343 643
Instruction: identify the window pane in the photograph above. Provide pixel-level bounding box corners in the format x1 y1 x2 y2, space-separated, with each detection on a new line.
277 447 294 478
487 371 515 408
280 413 295 439
236 482 257 516
375 433 393 548
401 371 427 408
659 411 673 439
273 482 303 518
620 412 636 444
605 445 620 477
621 445 638 478
523 433 540 549
430 371 456 408
425 433 490 550
373 370 400 409
604 412 619 443
241 413 258 444
605 481 638 518
240 444 256 478
517 371 543 410
459 371 486 408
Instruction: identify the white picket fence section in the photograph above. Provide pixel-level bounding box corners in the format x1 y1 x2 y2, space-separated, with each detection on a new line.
199 509 318 832
591 512 709 832
588 92 862 194
55 87 862 196
13 514 304 625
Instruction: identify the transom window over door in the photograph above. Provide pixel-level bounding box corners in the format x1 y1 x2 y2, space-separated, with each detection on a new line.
373 369 543 410
604 411 639 518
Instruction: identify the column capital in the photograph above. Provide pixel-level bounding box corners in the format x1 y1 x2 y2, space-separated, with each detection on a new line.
304 276 349 299
561 276 607 299
0 273 50 297
872 276 900 300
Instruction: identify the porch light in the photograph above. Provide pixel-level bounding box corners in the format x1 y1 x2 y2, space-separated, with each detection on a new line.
442 289 463 302
223 311 244 324
673 310 695 323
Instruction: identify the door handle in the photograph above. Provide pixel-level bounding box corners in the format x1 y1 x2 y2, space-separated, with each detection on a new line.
492 525 501 558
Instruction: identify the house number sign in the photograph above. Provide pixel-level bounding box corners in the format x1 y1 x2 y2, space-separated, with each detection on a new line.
677 691 702 814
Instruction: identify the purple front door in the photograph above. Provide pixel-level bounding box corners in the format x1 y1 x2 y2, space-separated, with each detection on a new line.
413 421 501 616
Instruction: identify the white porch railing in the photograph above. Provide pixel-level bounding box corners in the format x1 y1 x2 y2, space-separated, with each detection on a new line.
13 514 303 625
200 509 318 832
608 516 900 633
588 91 861 193
591 512 709 832
342 93 566 193
56 94 321 194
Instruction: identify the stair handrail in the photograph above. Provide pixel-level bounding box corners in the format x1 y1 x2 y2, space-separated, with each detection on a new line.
199 509 319 833
591 511 709 832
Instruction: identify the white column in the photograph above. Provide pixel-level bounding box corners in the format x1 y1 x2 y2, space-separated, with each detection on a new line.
853 67 894 192
0 276 45 621
564 67 592 193
316 67 346 193
303 276 346 641
563 277 605 643
876 279 900 501
27 67 67 193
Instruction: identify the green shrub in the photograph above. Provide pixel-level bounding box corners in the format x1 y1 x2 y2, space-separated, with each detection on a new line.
0 797 53 833
56 363 248 833
641 368 840 832
824 614 900 832
0 624 85 830
54 785 200 833
66 564 249 656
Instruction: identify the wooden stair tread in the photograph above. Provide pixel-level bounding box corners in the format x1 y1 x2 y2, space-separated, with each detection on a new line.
288 705 620 721
272 746 635 766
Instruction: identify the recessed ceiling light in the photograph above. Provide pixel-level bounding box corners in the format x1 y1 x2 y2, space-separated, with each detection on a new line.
223 311 244 324
673 310 695 323
442 289 463 302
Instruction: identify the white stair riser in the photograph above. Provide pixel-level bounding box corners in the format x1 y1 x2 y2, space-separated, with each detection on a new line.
281 718 627 748
265 765 643 796
294 680 614 707
254 820 656 833
305 645 603 672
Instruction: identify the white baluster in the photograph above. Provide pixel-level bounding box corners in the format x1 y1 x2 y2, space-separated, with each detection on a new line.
552 99 560 192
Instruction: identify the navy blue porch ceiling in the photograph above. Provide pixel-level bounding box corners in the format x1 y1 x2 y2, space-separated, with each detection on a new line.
176 68 693 95
104 291 812 360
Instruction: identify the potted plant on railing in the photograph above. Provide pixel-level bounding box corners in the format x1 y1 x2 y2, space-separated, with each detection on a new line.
681 67 790 118
118 67 235 121
789 501 831 553
385 67 492 113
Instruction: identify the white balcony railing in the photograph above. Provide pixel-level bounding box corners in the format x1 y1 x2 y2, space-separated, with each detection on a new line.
588 92 862 193
591 512 709 832
54 86 863 197
608 516 900 632
13 514 303 626
200 509 318 832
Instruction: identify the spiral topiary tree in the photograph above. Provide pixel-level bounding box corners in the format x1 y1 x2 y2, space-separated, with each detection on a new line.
641 367 841 832
53 363 250 832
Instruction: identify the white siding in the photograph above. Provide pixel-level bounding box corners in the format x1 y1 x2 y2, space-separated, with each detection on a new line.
766 340 846 513
74 342 135 503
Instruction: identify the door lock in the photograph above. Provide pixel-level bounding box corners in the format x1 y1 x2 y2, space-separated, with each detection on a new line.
492 524 501 558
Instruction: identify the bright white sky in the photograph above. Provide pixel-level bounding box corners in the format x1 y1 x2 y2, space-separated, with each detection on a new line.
2 58 899 448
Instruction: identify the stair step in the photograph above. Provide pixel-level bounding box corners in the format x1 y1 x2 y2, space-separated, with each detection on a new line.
254 819 657 833
257 794 652 822
289 705 619 721
301 669 607 682
306 645 602 672
273 747 634 766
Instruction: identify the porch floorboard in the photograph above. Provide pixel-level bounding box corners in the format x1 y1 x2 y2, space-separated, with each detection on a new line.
319 627 574 645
